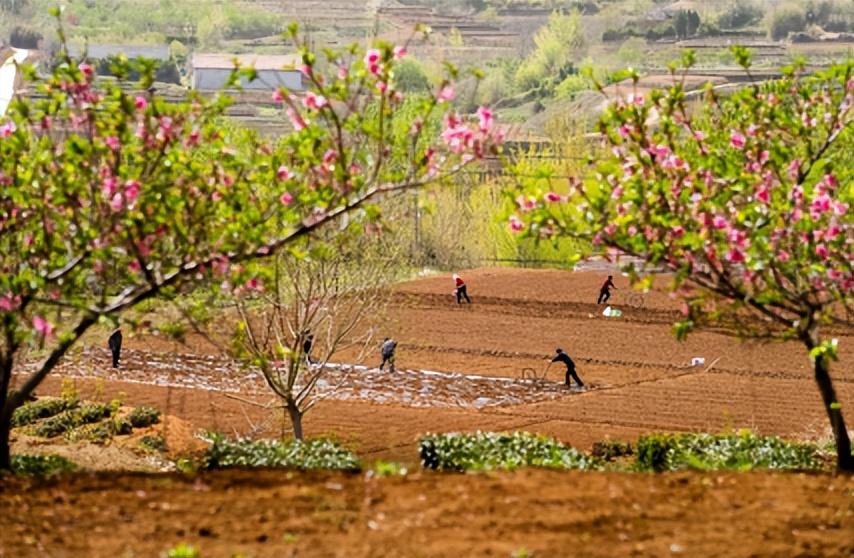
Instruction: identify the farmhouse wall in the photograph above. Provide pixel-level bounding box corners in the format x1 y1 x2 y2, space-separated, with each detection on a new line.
192 67 302 91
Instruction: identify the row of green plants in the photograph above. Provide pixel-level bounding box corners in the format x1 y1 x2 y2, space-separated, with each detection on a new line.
11 395 161 441
9 429 827 476
202 432 362 470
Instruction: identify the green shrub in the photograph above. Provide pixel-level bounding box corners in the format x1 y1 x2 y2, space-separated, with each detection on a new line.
11 397 79 428
635 431 821 472
602 28 624 42
140 435 169 453
33 403 111 438
86 418 133 443
203 433 361 470
10 454 79 476
419 431 602 471
591 439 634 461
767 4 807 40
717 0 764 29
128 406 161 428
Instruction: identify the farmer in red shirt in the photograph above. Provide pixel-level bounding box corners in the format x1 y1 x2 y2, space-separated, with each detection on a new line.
453 274 471 305
597 275 617 305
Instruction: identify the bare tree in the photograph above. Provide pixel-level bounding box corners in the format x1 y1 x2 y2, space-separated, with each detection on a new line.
232 228 398 440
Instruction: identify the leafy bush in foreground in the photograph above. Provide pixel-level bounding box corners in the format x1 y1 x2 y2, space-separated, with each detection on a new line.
128 406 161 428
11 397 79 428
83 418 134 444
635 431 821 472
203 433 361 470
591 439 634 462
32 403 112 438
419 431 602 471
11 454 79 476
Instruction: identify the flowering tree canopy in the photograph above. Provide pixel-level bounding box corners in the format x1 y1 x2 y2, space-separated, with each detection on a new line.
511 50 854 470
0 20 501 470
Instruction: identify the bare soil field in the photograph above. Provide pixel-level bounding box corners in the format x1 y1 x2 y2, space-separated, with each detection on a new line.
4 268 854 557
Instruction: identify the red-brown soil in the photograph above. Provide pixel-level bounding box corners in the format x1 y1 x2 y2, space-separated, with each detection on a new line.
3 469 853 558
4 268 854 557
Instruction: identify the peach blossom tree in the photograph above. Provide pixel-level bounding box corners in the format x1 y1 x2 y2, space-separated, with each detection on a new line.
510 51 854 470
0 21 500 470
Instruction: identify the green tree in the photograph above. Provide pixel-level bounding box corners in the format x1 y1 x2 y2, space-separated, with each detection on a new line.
510 52 854 471
0 22 501 470
392 58 431 93
767 4 807 40
514 9 584 93
717 0 764 29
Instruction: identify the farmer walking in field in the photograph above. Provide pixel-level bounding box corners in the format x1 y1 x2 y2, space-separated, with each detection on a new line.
597 274 617 305
453 274 471 305
108 329 123 368
550 348 584 388
379 337 398 372
302 331 314 365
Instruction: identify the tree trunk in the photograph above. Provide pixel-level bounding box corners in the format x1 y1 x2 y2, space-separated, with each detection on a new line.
803 327 854 471
0 409 10 472
287 402 303 441
0 353 13 471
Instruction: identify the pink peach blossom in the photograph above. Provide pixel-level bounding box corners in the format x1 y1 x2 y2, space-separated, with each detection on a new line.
302 92 329 110
124 180 140 203
437 84 455 102
33 316 54 338
476 106 492 132
277 165 295 180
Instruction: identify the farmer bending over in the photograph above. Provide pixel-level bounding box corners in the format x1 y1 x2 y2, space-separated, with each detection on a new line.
550 348 584 388
453 274 471 305
380 337 398 372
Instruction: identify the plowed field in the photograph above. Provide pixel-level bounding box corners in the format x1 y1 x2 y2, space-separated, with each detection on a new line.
4 268 854 557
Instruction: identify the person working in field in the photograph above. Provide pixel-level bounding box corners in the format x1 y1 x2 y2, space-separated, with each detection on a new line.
550 348 584 388
302 331 314 365
597 274 618 305
453 274 471 305
108 329 122 368
379 337 398 372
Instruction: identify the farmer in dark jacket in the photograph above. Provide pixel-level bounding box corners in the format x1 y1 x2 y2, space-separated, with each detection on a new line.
380 337 398 372
551 348 584 388
108 329 122 368
302 331 314 365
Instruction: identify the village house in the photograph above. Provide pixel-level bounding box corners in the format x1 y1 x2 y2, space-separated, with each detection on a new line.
190 53 303 91
66 43 171 62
